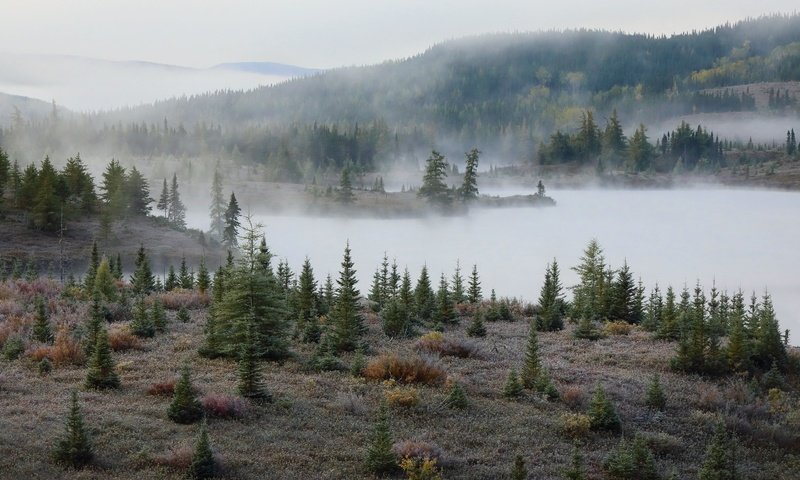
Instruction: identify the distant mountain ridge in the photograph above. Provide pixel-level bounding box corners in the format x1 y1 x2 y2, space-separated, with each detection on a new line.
212 62 321 77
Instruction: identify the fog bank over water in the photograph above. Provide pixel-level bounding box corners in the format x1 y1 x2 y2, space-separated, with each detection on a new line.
187 188 800 345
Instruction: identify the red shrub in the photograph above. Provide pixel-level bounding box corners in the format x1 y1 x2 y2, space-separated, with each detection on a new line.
108 327 144 352
201 393 248 418
147 379 177 396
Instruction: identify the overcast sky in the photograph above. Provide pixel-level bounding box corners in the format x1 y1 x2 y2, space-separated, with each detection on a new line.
1 1 798 68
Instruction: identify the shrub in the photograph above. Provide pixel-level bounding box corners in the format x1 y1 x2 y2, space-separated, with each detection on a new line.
696 384 722 411
176 306 191 323
414 331 481 358
52 391 93 469
588 384 621 433
561 386 586 409
2 336 24 360
561 413 592 438
400 457 442 480
364 353 446 385
392 440 445 464
168 364 203 424
574 317 603 341
154 445 194 471
201 394 248 419
605 321 633 336
384 386 420 409
48 326 85 365
38 357 53 376
644 374 666 411
108 326 144 352
148 379 177 396
160 290 209 310
638 432 684 457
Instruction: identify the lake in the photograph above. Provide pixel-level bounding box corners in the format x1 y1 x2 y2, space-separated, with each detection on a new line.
187 187 800 345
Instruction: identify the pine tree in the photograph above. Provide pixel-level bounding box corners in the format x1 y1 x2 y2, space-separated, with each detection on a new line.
414 265 435 321
32 295 53 343
152 298 167 333
642 285 663 332
330 242 364 352
126 166 152 216
698 423 737 480
84 291 105 356
466 309 486 337
726 292 750 373
165 265 179 291
418 150 451 206
237 321 272 401
53 391 93 469
350 348 367 377
93 257 117 301
573 316 602 340
444 381 469 409
451 260 465 304
458 148 480 202
130 244 155 295
644 374 666 411
100 159 127 215
179 256 194 289
520 321 542 389
156 178 169 218
131 295 154 337
364 400 397 475
588 384 621 432
610 261 635 323
563 446 586 480
571 239 606 321
510 454 528 480
168 173 186 229
503 368 523 399
338 166 355 204
188 420 216 480
753 292 786 370
84 240 100 293
295 257 318 340
196 259 210 294
467 264 482 304
209 167 226 238
168 364 203 424
656 286 680 340
222 192 241 247
603 436 659 480
85 327 120 390
381 297 411 338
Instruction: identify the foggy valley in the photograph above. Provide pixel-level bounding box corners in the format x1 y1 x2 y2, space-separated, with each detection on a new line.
1 3 799 480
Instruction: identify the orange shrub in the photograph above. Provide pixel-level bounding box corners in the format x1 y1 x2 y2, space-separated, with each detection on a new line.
605 321 633 336
43 325 85 365
364 353 446 385
384 386 420 408
108 326 144 352
159 290 209 310
147 379 176 396
414 332 481 359
560 385 586 409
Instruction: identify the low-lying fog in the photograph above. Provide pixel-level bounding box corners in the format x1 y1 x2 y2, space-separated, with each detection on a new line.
187 188 800 345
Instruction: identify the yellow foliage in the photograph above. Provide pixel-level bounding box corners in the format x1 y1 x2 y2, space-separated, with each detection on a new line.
400 456 442 480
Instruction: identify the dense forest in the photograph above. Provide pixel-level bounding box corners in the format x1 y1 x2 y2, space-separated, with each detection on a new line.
1 15 800 176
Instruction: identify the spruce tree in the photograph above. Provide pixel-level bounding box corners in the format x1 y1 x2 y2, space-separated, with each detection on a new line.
84 291 105 356
350 348 367 377
603 436 659 480
131 295 155 338
571 239 606 321
644 374 666 411
467 264 481 304
753 292 786 370
338 166 355 204
295 257 318 340
93 257 116 301
445 381 469 409
610 261 635 323
434 273 455 324
196 259 210 294
209 167 226 238
642 284 663 332
84 240 100 293
510 454 528 480
156 178 169 218
188 420 216 480
503 368 523 399
53 391 93 469
222 192 241 247
130 244 154 295
656 286 680 340
85 327 120 390
126 166 152 216
330 242 365 353
564 446 586 480
414 265 435 322
418 150 451 206
165 265 179 291
588 384 621 433
237 321 272 401
458 148 480 202
520 321 542 389
364 400 397 475
152 298 167 333
698 423 737 480
168 173 187 229
451 260 465 304
381 297 411 338
466 309 487 337
537 259 564 331
32 295 53 344
168 364 203 424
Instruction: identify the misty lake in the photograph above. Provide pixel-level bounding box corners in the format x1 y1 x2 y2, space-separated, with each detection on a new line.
188 188 800 345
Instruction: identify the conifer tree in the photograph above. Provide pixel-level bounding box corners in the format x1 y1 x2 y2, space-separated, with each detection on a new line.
644 374 666 411
196 259 210 294
131 295 155 338
642 285 663 332
588 384 621 432
434 274 455 324
53 391 93 469
295 257 318 340
610 261 636 323
467 264 481 304
222 192 241 247
418 150 451 206
451 260 465 304
656 286 680 340
330 242 364 352
152 298 167 333
338 166 355 204
369 265 384 310
753 292 786 370
458 148 480 202
84 241 100 293
85 327 120 390
113 253 123 280
179 256 194 289
156 178 169 218
32 295 53 344
466 309 487 337
168 173 187 229
503 368 523 399
209 167 226 238
126 166 152 216
93 257 117 301
165 265 179 291
350 348 367 377
188 420 216 480
603 436 659 480
237 321 272 401
574 316 602 340
445 381 469 409
520 321 542 389
571 239 606 321
398 268 414 316
726 293 750 372
84 291 105 356
130 244 155 295
168 364 203 424
364 400 396 475
698 423 737 480
564 446 586 480
381 297 411 338
414 265 435 321
537 259 565 331
510 455 527 480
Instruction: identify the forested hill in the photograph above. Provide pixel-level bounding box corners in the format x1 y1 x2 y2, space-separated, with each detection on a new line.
3 14 800 173
99 14 800 130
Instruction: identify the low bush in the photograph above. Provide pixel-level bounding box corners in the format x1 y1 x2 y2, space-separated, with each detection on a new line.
561 385 586 409
605 321 633 336
561 413 592 438
108 326 144 352
392 440 445 464
414 332 481 359
147 379 177 396
159 290 209 310
364 353 447 385
384 386 420 409
201 394 248 419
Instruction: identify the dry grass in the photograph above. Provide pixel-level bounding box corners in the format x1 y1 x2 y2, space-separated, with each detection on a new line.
384 386 420 409
108 326 144 352
158 290 209 310
363 353 447 385
414 331 482 359
604 321 633 336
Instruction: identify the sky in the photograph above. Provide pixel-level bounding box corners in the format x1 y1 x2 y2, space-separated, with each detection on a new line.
1 0 798 69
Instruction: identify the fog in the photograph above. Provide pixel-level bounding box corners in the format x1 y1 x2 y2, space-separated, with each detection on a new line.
0 54 304 111
185 187 800 345
648 112 800 145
